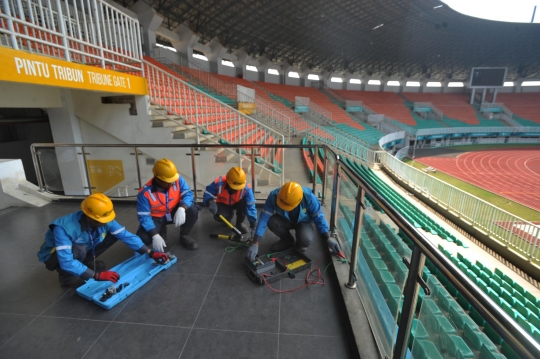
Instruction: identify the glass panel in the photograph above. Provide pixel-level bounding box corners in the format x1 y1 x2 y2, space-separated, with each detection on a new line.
83 147 140 198
36 147 64 194
324 149 336 201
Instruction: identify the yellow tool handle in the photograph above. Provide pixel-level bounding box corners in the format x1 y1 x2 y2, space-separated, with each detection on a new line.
219 215 235 229
217 234 231 240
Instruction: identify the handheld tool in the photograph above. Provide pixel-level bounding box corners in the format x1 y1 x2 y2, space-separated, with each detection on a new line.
210 233 248 244
218 214 243 237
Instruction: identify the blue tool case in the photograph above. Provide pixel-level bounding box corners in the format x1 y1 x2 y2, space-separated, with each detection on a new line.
76 252 177 310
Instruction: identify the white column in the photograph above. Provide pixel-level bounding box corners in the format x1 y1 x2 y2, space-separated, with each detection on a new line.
47 89 89 195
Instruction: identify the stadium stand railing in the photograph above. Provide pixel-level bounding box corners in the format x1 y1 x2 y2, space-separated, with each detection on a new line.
142 57 285 177
0 0 143 73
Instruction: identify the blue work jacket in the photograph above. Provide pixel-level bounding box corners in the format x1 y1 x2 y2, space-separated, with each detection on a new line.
255 186 328 238
37 211 146 279
203 176 257 223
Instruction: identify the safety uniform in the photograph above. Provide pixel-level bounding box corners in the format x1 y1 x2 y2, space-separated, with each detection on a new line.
203 175 257 224
136 177 198 244
37 211 147 279
255 186 329 248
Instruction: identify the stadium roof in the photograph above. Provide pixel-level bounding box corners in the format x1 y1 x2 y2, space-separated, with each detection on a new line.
124 0 540 80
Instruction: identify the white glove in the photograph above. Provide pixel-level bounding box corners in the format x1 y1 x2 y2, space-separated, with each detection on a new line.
152 234 167 252
174 207 186 227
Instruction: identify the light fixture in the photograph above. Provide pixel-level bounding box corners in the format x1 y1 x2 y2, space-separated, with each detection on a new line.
387 80 400 86
372 24 384 30
349 79 361 84
156 43 177 53
308 74 320 81
433 5 443 9
331 77 343 83
246 65 258 72
406 81 421 87
426 82 442 87
268 68 279 75
221 59 234 67
192 50 208 61
504 81 514 87
368 79 381 85
522 81 540 87
448 82 464 87
288 71 300 78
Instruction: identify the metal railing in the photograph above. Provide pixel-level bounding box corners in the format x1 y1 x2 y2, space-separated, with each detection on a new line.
0 0 143 72
380 152 540 264
329 150 540 359
171 63 237 100
142 59 285 172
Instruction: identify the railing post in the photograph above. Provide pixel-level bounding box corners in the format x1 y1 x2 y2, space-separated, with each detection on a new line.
329 157 341 234
346 186 365 289
2 0 19 49
393 245 425 359
134 146 142 191
190 147 198 202
91 0 105 68
251 149 256 195
312 145 318 194
321 147 328 205
31 145 46 192
80 146 93 194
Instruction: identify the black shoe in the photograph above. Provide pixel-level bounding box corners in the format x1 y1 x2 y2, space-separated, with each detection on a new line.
236 222 249 234
83 260 106 273
270 237 295 252
296 246 308 253
180 235 199 250
59 273 86 288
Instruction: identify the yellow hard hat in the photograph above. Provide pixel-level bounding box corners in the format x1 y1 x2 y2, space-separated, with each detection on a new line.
81 193 116 223
153 158 179 183
226 166 247 190
277 182 303 211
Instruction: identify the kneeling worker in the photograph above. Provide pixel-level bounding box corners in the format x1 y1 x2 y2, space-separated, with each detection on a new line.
137 158 199 250
37 194 169 287
247 181 341 261
203 166 257 234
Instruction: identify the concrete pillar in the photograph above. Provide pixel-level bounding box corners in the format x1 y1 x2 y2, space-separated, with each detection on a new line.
131 1 164 57
46 89 88 195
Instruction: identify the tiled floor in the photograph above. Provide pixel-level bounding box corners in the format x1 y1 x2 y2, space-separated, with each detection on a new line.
0 203 355 359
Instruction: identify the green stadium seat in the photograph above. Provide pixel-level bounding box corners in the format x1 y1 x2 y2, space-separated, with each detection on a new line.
501 341 520 359
482 267 493 278
528 313 540 330
513 282 525 295
375 270 395 285
526 300 540 317
371 259 389 271
412 339 444 359
479 271 491 286
501 300 518 320
458 262 468 273
457 292 471 311
514 302 532 319
525 291 538 305
436 315 457 334
516 315 538 337
451 256 461 267
461 257 473 268
487 288 502 306
475 261 485 270
495 268 504 278
501 288 516 306
441 332 474 359
491 274 503 286
484 324 503 345
469 306 486 327
479 344 506 359
409 318 429 348
436 271 449 287
471 265 482 278
456 239 469 248
502 274 515 287
448 302 475 329
464 322 497 351
457 252 465 262
477 279 489 294
514 291 526 306
488 279 501 295
361 240 376 251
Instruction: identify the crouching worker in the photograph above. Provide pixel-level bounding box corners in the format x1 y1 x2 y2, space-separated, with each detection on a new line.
203 166 257 234
246 181 341 261
37 194 169 288
137 158 199 250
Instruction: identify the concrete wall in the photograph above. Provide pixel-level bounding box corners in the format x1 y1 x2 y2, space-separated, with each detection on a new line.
0 82 62 108
217 59 237 77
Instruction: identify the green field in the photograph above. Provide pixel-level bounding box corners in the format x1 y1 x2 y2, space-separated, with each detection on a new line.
403 158 540 222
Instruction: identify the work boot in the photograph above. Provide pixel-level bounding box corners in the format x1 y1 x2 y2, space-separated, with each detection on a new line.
180 228 198 250
270 236 295 252
58 270 86 288
236 216 249 234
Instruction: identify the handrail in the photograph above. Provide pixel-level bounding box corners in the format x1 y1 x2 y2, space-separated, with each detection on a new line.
0 0 142 72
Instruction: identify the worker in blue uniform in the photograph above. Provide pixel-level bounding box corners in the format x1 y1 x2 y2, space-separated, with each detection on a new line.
203 166 257 234
37 193 169 288
246 181 341 261
136 158 199 251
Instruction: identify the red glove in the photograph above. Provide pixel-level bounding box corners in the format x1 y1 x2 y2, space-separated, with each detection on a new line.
94 271 120 283
150 251 169 264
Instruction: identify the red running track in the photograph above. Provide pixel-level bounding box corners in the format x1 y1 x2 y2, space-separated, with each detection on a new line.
417 148 540 212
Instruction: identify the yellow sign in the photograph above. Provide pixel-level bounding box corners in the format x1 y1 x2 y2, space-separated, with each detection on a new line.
0 47 147 95
87 160 125 193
